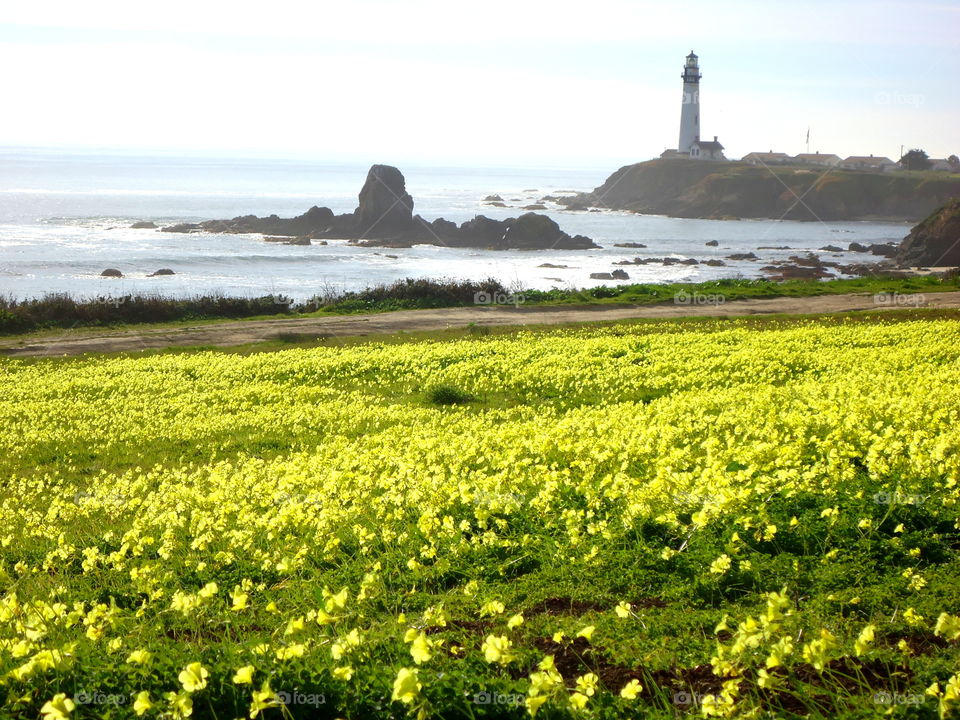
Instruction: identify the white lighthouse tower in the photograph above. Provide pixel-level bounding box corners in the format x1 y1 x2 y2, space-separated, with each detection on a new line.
661 51 725 161
678 51 701 153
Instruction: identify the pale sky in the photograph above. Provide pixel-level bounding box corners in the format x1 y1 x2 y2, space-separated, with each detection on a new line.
0 0 957 167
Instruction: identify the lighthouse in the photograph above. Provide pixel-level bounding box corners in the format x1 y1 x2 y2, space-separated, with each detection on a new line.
678 51 701 152
661 51 726 161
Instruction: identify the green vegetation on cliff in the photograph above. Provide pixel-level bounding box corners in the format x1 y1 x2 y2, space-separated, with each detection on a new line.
563 159 960 221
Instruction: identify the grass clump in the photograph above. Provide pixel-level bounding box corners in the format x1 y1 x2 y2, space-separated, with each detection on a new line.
426 384 476 405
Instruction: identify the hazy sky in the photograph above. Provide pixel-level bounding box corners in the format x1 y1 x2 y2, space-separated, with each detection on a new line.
0 0 957 167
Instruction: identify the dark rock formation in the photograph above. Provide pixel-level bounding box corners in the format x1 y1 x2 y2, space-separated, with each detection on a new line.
131 221 157 229
611 269 630 280
356 164 414 236
100 268 123 277
590 272 614 280
483 194 503 202
148 268 175 276
848 242 870 252
819 245 844 252
702 259 727 267
161 165 596 251
614 242 647 248
762 253 837 280
705 240 719 247
868 243 898 257
727 252 759 261
896 199 960 267
615 257 699 266
522 203 547 210
265 236 312 246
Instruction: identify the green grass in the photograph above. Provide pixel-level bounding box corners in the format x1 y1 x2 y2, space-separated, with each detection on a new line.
1 274 957 342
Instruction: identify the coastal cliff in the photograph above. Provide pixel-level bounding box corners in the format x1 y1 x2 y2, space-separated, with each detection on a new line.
896 198 960 266
561 159 960 221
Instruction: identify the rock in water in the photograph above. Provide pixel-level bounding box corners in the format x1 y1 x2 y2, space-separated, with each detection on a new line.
148 268 175 276
100 268 123 277
131 221 157 229
896 199 960 267
161 164 597 250
355 164 414 237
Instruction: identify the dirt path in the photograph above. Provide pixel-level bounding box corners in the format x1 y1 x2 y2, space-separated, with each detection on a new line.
3 291 959 358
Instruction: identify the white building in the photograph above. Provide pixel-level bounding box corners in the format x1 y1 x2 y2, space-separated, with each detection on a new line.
840 155 897 171
793 152 841 167
741 151 792 165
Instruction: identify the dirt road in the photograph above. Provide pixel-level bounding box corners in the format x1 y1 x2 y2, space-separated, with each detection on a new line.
2 291 958 358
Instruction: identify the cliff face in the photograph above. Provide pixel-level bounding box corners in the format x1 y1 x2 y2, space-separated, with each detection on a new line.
896 198 960 267
562 159 960 221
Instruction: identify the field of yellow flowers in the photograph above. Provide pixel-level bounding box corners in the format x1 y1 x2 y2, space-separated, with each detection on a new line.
1 316 959 719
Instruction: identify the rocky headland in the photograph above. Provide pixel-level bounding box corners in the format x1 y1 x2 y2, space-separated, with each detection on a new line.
560 159 960 222
161 165 597 251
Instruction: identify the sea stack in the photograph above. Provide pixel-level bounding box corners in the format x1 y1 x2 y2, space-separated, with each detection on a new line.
356 164 415 236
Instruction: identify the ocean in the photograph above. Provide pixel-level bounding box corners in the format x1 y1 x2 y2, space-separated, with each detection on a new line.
0 148 911 301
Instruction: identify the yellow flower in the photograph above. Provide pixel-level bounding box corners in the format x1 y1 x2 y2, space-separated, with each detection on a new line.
333 666 354 680
277 643 306 660
249 682 280 718
233 665 255 684
165 691 193 719
935 612 960 641
410 632 433 664
40 694 75 720
230 589 249 611
126 649 151 666
801 628 837 672
765 636 793 668
392 668 421 704
576 673 599 697
903 607 925 627
482 634 515 664
757 668 780 689
568 692 589 709
526 695 549 716
479 600 505 617
709 554 732 575
197 581 218 599
615 602 632 619
576 625 595 641
132 691 153 716
178 662 209 692
507 613 525 629
324 587 349 613
620 679 642 699
854 624 876 656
